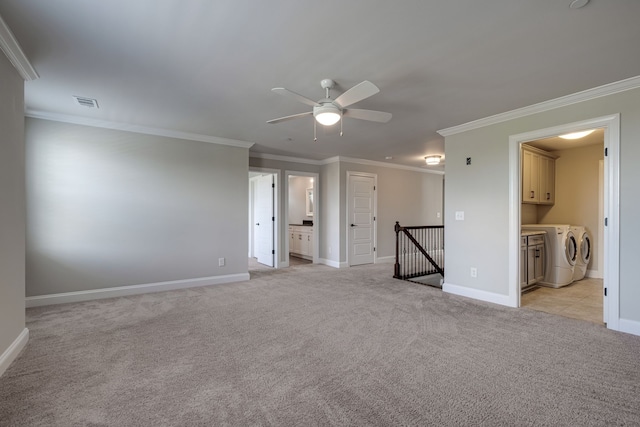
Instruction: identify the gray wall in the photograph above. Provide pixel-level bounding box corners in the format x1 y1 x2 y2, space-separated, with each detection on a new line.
444 87 640 324
0 53 26 357
26 118 249 297
338 162 444 261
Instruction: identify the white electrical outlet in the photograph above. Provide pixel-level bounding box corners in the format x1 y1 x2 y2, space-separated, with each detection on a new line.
455 211 464 221
218 257 225 267
470 267 477 278
437 212 441 218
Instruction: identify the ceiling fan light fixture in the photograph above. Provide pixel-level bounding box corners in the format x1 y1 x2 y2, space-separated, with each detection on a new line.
559 129 595 140
425 155 441 166
314 104 341 126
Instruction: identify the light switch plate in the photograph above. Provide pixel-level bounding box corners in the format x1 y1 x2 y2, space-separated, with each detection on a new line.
455 211 464 220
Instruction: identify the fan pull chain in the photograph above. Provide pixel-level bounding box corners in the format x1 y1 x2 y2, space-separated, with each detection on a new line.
313 119 317 142
340 112 343 136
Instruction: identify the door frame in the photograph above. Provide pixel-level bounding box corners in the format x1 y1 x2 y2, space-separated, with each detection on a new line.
284 171 320 265
346 171 378 267
508 114 620 330
248 167 280 268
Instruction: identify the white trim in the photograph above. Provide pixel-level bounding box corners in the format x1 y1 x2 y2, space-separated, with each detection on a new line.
328 156 445 175
250 152 323 165
508 114 620 330
249 167 281 269
346 171 378 267
443 282 514 307
26 110 254 149
618 319 640 337
25 273 250 308
285 171 320 265
318 258 341 268
0 15 38 81
438 75 640 137
376 255 395 264
249 153 444 175
0 328 29 378
586 269 602 279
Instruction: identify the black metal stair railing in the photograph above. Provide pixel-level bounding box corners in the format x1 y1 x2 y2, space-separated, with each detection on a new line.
394 221 444 285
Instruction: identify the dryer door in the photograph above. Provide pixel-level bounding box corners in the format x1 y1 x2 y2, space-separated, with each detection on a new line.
565 231 577 266
580 232 592 264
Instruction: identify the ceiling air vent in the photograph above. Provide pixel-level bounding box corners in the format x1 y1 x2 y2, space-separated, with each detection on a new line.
73 96 99 108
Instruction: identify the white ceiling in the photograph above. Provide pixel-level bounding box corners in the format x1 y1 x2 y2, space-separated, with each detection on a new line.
1 1 639 172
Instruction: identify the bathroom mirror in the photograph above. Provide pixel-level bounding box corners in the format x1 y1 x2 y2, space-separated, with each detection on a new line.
306 188 314 216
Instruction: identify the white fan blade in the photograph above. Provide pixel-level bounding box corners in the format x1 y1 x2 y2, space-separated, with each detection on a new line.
343 108 392 123
334 81 380 108
266 111 313 124
272 88 318 107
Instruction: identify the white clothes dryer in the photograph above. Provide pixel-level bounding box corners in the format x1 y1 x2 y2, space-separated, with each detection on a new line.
570 226 592 281
521 224 577 287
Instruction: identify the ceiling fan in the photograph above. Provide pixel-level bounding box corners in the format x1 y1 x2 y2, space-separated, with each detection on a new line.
267 79 392 138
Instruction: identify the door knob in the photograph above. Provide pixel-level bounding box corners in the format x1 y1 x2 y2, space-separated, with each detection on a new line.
351 224 357 227
256 223 259 226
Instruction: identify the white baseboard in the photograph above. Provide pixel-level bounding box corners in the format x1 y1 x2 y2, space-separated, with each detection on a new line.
618 318 640 337
318 258 349 268
0 328 29 378
319 258 340 268
443 282 515 307
25 273 250 308
376 256 395 264
586 269 602 279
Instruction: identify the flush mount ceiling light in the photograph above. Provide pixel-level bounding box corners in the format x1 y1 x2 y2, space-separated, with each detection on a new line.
313 103 341 126
559 129 595 140
425 155 441 165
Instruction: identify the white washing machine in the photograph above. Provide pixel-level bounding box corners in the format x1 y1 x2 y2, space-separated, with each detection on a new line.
571 226 592 281
521 224 577 287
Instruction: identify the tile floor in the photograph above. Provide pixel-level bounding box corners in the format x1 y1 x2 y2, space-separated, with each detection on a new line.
521 277 604 325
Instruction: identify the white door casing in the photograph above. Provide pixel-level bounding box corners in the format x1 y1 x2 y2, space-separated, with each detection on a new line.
255 174 274 267
509 114 619 331
347 172 376 266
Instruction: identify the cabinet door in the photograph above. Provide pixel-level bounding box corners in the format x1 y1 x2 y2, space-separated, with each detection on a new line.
527 245 537 284
520 246 527 289
533 244 545 282
539 156 555 205
522 150 539 203
307 232 314 258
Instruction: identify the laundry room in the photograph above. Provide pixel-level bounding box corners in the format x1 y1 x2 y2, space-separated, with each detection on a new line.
520 128 604 324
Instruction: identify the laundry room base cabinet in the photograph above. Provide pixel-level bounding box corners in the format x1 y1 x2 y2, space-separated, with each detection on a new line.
521 232 545 290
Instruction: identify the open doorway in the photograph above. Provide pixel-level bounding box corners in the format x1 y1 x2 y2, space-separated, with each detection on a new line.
509 114 620 331
285 171 319 267
519 129 603 324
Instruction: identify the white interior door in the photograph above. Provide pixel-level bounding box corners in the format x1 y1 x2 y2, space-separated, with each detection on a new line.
348 173 375 266
255 174 274 267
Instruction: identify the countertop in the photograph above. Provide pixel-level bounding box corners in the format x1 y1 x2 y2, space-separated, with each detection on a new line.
289 224 313 227
521 230 546 237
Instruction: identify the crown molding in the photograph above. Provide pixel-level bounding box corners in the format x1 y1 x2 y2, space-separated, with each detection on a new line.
250 153 443 174
25 110 255 149
249 152 323 165
437 75 640 137
0 14 38 81
325 156 445 175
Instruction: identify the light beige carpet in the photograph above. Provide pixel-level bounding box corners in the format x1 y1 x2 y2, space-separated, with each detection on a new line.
2 263 640 426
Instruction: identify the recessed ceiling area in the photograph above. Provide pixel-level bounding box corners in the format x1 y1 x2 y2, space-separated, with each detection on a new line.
0 0 638 172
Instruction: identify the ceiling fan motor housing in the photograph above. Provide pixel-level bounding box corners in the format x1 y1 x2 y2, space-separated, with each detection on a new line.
313 102 341 125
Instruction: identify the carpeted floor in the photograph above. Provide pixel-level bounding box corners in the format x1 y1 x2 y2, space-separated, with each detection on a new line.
2 263 640 426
